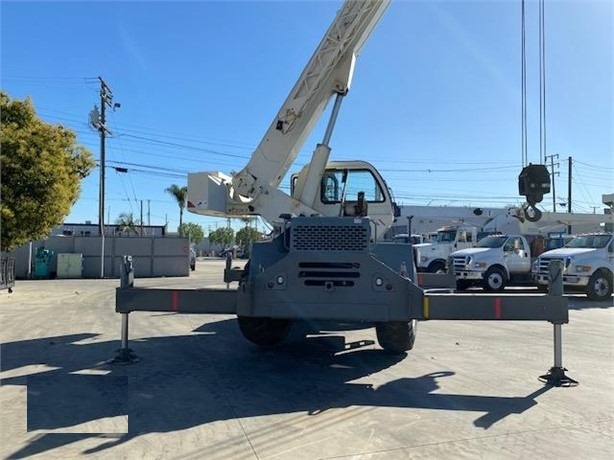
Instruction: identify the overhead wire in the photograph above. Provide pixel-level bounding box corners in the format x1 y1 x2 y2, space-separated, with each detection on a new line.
571 160 603 211
107 110 141 212
13 75 607 211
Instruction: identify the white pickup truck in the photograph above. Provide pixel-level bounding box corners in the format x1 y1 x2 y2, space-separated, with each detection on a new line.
532 233 613 301
413 225 482 273
451 234 534 292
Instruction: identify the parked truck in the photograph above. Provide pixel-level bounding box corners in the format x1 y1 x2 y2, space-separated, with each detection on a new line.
451 234 537 292
413 225 484 273
532 233 613 301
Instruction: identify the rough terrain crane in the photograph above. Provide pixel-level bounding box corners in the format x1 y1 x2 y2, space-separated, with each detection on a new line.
116 0 570 382
186 0 418 350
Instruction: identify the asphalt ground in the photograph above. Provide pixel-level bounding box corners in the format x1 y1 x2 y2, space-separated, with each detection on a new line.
1 258 612 460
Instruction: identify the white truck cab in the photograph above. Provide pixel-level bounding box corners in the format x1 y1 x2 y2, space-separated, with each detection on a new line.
451 234 533 291
393 233 425 245
532 233 613 301
413 225 478 273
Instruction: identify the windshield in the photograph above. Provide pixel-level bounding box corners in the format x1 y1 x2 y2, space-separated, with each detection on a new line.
476 236 508 248
565 235 612 249
434 230 456 243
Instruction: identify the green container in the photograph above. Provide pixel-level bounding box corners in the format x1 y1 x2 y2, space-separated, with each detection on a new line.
33 247 55 279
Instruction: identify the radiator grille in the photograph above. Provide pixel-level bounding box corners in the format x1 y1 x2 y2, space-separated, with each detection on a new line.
291 224 369 251
452 255 467 272
297 261 360 288
537 257 564 274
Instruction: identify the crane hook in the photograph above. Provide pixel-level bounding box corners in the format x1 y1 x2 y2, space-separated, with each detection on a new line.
521 203 543 222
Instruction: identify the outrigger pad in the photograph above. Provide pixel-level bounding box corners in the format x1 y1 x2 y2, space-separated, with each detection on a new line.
538 367 579 387
106 348 141 365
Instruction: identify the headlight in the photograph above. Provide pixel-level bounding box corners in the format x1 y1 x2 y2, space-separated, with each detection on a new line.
474 262 488 269
532 259 539 270
574 265 592 273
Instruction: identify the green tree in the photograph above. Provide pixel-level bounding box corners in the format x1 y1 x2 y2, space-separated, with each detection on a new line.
165 184 187 236
209 227 234 247
235 226 262 257
239 217 256 227
179 222 204 244
0 91 95 251
115 212 140 235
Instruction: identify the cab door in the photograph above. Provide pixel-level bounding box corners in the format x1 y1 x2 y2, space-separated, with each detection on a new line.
455 230 474 251
504 236 530 273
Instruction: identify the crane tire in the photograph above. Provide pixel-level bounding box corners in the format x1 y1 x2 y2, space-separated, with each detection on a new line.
586 269 613 301
237 316 293 346
376 320 417 354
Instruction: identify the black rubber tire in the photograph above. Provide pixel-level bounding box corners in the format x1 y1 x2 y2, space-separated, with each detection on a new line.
483 266 506 292
237 316 293 346
375 320 417 354
456 280 471 291
586 269 613 301
428 261 446 274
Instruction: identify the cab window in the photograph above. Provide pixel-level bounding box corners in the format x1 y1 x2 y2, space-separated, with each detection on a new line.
320 169 385 203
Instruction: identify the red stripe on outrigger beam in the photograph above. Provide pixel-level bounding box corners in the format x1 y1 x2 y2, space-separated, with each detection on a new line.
172 291 179 311
494 297 502 319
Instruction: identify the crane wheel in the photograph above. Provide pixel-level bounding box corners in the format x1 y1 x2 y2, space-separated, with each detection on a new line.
237 316 293 346
375 320 417 354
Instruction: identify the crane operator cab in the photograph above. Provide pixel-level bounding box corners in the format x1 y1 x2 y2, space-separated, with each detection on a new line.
289 161 397 239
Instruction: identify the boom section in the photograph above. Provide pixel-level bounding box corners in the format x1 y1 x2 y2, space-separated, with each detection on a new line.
235 0 391 195
187 0 391 222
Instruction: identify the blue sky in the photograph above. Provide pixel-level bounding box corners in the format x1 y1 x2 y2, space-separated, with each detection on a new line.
2 0 612 233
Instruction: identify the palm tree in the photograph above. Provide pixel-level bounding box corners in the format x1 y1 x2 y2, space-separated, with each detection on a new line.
165 184 188 236
115 212 140 235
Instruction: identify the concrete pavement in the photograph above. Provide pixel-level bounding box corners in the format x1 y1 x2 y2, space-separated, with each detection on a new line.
1 258 612 459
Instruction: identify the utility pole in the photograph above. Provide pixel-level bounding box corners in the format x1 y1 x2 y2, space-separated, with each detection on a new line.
140 200 144 236
89 77 120 279
545 154 559 212
567 157 571 234
147 200 151 226
89 77 120 236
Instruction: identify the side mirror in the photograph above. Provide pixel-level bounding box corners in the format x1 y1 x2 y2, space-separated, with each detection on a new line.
392 202 401 218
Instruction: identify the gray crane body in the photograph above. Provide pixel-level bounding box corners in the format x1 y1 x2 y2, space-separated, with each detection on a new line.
115 0 570 368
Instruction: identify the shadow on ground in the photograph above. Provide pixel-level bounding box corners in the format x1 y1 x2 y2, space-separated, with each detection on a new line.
1 318 553 459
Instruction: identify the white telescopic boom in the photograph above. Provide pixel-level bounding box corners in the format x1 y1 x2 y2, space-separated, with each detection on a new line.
231 0 391 200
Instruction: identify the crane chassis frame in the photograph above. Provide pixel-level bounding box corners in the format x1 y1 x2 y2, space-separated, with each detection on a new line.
113 220 576 387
